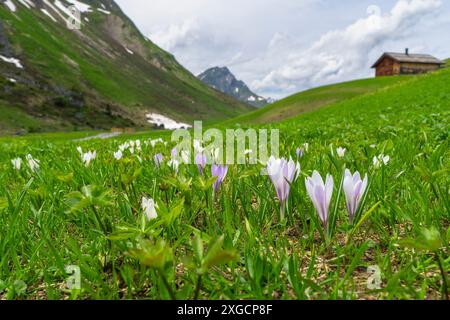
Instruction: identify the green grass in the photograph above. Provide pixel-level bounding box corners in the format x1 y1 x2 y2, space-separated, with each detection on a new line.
0 65 448 300
227 76 412 125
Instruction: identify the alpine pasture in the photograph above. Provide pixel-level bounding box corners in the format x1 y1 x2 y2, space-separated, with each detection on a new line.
0 67 449 300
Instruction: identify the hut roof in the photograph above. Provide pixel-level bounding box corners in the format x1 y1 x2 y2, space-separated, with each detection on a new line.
371 52 444 68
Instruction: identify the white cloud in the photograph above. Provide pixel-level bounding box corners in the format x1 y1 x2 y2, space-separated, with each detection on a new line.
253 0 442 96
151 18 203 52
116 0 449 99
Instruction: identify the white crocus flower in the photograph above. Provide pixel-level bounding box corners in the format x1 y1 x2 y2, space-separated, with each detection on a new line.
336 147 347 158
150 138 164 148
76 146 83 155
82 151 97 166
141 197 158 221
168 159 180 172
114 150 123 160
26 154 40 172
381 155 390 165
11 158 22 170
127 141 135 154
373 154 390 169
119 143 128 152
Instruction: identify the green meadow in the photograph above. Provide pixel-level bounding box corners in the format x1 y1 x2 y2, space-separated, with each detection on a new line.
0 65 448 300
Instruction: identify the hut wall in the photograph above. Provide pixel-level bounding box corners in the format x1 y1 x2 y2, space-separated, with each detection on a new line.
375 57 396 76
399 63 441 75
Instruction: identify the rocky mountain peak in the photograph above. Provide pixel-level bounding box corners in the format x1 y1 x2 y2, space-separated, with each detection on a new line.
198 66 268 108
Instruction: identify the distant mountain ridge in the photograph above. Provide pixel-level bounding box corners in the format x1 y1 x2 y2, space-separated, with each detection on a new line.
198 67 268 108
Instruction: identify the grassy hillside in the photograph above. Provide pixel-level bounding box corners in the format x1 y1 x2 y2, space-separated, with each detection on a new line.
0 1 251 134
280 67 450 133
228 76 411 125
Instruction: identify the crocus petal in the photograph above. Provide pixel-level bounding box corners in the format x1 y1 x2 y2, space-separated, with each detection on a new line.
305 172 334 228
295 161 301 181
325 174 334 207
212 164 228 192
353 171 361 184
343 170 369 222
343 176 354 212
312 171 324 188
313 185 326 224
344 169 352 179
361 174 369 196
305 177 314 200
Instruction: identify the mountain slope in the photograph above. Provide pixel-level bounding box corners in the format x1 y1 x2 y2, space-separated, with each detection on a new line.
226 76 411 125
198 67 268 108
0 0 252 134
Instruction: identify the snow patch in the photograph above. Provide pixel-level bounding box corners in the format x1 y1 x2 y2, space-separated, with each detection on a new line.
8 78 17 83
248 96 256 102
0 55 23 69
65 0 91 13
97 8 111 15
124 46 134 55
4 0 16 12
75 132 122 142
41 9 57 22
235 87 239 93
146 113 192 130
54 0 82 24
17 0 35 9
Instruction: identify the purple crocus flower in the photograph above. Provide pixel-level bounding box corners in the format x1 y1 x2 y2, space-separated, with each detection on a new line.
296 147 304 159
305 171 334 230
267 156 301 220
154 153 164 167
195 152 207 175
296 143 309 159
211 163 228 193
343 169 368 223
171 147 178 159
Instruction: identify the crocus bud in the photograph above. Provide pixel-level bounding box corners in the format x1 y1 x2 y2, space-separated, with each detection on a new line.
343 169 368 223
305 171 334 230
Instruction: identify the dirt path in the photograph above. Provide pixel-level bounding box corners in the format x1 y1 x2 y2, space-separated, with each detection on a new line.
74 132 122 142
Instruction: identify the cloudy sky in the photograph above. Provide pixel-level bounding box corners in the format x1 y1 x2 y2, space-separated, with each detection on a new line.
115 0 450 99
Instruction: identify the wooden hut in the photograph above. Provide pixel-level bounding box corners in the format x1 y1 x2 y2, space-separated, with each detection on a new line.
372 49 444 77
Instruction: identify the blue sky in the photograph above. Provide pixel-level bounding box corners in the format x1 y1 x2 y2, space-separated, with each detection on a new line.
116 0 450 99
